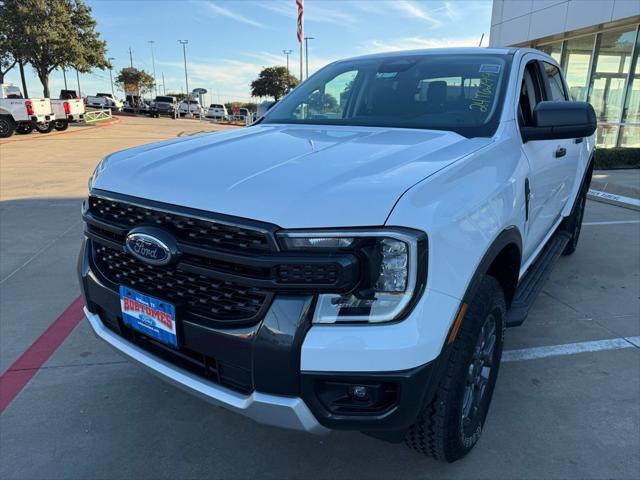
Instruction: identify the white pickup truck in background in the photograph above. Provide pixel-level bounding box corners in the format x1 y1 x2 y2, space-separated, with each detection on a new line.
45 98 85 132
0 84 54 137
86 93 123 111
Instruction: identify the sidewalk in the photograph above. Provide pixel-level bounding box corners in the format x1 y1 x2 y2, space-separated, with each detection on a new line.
589 169 640 211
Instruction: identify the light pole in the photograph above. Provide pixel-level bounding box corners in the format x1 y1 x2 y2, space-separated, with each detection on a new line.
148 40 158 97
304 37 314 80
178 40 191 117
282 49 293 76
128 47 134 68
162 72 166 95
108 57 115 98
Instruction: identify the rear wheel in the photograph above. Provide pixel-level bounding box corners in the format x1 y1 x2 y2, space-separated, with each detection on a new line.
0 115 15 138
405 276 505 462
16 123 34 134
53 120 69 131
35 122 55 134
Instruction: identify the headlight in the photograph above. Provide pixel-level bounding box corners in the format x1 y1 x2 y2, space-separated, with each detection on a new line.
277 229 427 324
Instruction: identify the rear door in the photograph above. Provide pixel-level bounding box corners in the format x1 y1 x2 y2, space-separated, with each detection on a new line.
519 59 571 260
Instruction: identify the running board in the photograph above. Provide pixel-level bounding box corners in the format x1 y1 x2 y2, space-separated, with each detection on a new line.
505 231 571 327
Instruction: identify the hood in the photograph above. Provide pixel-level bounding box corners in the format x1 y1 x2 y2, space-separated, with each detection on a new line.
92 124 491 228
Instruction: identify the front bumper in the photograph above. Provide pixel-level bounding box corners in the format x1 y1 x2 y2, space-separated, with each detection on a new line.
78 198 451 434
84 307 328 434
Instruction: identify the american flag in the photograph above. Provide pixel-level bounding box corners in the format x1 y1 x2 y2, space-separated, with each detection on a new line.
296 0 304 43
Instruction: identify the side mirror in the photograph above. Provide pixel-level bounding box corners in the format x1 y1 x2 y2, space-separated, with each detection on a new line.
521 101 597 142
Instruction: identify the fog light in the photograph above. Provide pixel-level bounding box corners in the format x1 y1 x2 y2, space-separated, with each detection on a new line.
349 385 369 400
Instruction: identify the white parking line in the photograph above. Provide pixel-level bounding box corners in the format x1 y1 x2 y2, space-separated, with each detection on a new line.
503 336 640 362
583 220 640 226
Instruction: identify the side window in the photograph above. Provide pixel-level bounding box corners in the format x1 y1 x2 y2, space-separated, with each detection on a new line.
518 62 544 127
542 62 568 101
293 70 358 120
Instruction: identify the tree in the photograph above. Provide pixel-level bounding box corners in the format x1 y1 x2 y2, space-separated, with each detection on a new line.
250 66 298 101
115 67 155 96
0 4 17 84
307 91 339 113
5 0 108 97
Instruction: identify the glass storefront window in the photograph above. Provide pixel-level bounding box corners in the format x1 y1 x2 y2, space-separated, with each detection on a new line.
589 29 637 122
537 42 562 63
620 27 639 148
596 124 619 148
562 35 595 101
620 126 639 147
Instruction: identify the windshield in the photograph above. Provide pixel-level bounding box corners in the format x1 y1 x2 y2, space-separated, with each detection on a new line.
264 53 511 137
155 96 174 103
210 104 224 109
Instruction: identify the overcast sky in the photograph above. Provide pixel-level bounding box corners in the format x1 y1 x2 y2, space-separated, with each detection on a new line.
5 0 492 104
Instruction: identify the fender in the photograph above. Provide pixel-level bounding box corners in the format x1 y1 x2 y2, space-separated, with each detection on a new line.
446 226 522 344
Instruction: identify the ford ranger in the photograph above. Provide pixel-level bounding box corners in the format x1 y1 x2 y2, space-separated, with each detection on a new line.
78 48 596 462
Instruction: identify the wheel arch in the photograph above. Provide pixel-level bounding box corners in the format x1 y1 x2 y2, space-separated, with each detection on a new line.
461 227 522 314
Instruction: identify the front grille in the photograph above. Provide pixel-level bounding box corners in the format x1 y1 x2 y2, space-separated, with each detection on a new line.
93 244 271 324
88 196 273 253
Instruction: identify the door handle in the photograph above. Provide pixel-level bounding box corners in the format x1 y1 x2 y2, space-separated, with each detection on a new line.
554 147 567 158
574 137 583 144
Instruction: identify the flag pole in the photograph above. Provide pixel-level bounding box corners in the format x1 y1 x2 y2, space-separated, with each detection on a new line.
299 0 304 83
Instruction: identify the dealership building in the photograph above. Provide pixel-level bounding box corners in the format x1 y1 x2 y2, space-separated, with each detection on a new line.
490 0 640 148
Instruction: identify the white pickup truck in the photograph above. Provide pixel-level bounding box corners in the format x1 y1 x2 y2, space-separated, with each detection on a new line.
0 84 54 137
79 48 596 462
86 93 122 111
43 98 86 132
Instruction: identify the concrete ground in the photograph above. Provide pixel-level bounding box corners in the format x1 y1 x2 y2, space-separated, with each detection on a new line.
0 119 639 479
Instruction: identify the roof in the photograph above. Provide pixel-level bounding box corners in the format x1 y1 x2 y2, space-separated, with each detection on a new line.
341 47 517 63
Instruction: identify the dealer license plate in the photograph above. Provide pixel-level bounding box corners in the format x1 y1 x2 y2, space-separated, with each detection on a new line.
119 286 177 347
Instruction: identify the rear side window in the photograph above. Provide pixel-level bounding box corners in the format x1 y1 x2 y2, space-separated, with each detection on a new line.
542 62 568 101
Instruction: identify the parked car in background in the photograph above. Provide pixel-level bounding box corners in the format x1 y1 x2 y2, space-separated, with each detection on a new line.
149 96 178 119
0 83 53 137
205 103 228 120
179 99 204 117
48 97 85 131
86 93 123 111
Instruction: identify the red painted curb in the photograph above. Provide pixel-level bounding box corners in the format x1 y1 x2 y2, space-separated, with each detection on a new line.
0 116 122 145
0 296 85 413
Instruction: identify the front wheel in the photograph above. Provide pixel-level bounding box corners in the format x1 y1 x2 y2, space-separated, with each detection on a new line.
35 122 55 134
53 120 69 131
405 276 506 462
0 116 16 138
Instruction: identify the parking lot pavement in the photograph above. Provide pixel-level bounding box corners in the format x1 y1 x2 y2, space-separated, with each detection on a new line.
1 122 639 479
0 116 234 201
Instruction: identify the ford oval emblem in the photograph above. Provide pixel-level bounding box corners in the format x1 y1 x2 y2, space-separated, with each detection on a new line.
125 227 178 266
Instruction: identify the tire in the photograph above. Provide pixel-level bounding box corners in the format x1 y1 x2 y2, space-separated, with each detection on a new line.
405 276 506 462
16 123 35 134
0 115 15 138
561 186 587 256
35 122 55 134
53 120 69 131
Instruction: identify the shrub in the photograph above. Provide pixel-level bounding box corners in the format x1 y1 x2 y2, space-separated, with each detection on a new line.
594 148 640 169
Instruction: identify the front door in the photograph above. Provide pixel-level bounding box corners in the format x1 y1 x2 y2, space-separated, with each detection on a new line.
519 59 574 261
